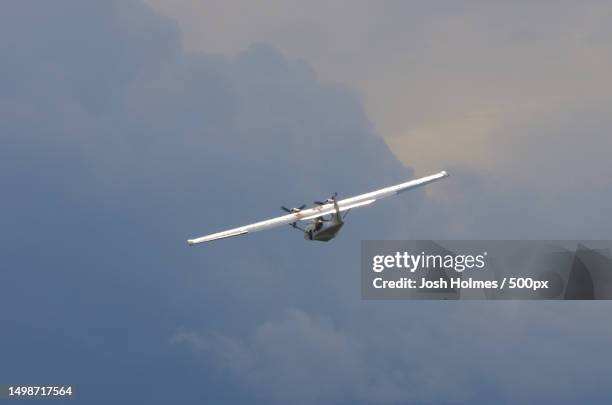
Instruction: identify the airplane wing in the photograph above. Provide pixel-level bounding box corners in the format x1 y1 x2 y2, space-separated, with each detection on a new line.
187 212 302 245
299 170 449 220
187 170 448 245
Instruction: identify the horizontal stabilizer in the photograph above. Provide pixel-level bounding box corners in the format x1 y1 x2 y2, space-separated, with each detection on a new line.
299 199 376 221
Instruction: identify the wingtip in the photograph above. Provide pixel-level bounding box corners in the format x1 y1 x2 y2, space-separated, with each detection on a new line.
441 170 449 177
187 239 195 246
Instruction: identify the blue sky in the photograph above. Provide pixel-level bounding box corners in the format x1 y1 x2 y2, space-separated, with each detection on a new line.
1 1 612 403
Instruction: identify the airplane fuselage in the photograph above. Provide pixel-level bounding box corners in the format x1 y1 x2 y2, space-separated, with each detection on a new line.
304 218 344 241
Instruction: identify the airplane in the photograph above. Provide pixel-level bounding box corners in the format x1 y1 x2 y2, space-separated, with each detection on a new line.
187 170 449 245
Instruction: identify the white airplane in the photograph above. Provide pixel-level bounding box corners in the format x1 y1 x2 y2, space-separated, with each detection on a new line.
187 170 449 245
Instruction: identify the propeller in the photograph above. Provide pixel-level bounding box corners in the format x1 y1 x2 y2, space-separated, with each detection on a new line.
314 192 337 205
281 204 306 213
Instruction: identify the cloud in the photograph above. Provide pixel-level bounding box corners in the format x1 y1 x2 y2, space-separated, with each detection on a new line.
146 0 612 190
176 304 612 404
174 309 367 405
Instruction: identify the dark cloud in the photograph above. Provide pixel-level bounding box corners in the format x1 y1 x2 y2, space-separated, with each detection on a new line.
1 1 611 404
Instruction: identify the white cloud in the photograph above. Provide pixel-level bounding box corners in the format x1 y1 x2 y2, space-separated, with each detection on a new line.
145 0 612 189
174 309 367 404
175 303 612 404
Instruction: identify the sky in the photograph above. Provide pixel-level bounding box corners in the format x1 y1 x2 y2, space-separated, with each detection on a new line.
1 1 612 404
